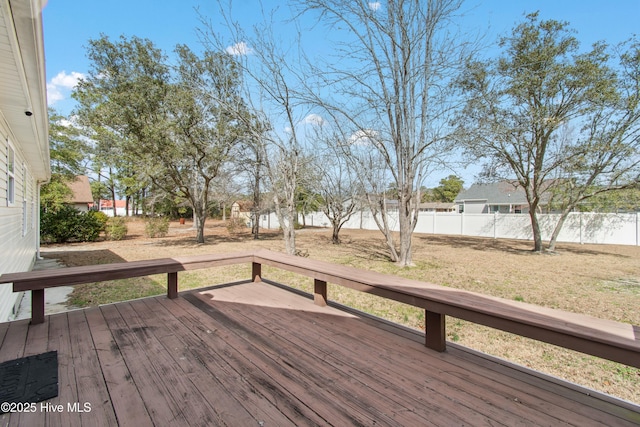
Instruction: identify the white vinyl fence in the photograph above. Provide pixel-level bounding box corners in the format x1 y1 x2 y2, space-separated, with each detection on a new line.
258 211 640 246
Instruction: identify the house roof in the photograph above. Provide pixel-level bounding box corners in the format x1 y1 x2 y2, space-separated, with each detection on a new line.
67 175 93 204
232 200 254 211
455 181 528 205
419 202 457 210
96 199 127 209
0 0 50 182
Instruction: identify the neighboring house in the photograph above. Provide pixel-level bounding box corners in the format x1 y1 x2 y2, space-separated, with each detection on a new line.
418 202 457 213
91 199 130 217
0 0 50 321
455 181 535 214
66 175 93 211
231 200 253 222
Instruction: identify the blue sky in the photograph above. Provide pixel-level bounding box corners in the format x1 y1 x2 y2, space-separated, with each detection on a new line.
44 0 639 115
42 0 639 185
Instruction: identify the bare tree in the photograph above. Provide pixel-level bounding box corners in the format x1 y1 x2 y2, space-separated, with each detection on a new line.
199 6 314 255
296 0 470 265
309 129 360 244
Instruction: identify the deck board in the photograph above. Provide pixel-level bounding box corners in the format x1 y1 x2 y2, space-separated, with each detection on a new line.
0 281 638 426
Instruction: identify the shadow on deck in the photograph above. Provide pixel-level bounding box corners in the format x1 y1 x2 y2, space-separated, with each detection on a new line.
1 280 638 426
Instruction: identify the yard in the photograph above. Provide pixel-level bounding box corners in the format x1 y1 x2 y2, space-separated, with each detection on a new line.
41 218 640 404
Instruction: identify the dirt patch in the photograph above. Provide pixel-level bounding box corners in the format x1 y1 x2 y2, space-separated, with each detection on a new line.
41 217 640 404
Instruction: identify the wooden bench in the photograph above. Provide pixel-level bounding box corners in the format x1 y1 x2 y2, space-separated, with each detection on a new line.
1 249 638 370
1 252 255 324
250 249 640 369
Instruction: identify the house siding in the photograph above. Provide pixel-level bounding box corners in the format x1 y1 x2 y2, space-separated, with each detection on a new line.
0 128 38 322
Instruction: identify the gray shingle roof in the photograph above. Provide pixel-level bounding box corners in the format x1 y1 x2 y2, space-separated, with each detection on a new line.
454 181 528 205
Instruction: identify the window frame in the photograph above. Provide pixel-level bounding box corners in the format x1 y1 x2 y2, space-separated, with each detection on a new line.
6 142 15 206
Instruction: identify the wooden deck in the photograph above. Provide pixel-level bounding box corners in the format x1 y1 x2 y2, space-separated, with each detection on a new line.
1 281 638 426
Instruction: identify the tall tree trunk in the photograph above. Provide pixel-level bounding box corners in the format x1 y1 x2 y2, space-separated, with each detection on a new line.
528 209 543 252
195 204 206 244
368 201 399 262
274 196 296 255
547 207 574 252
397 196 415 267
252 209 260 239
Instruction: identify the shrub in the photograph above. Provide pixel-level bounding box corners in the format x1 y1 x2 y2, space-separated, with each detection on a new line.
91 210 109 228
105 217 128 241
145 216 170 238
226 217 247 234
41 205 106 243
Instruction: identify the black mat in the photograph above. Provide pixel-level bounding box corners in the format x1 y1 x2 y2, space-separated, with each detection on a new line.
0 351 58 411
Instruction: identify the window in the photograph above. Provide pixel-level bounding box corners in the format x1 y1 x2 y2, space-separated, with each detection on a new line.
7 144 15 205
22 166 27 235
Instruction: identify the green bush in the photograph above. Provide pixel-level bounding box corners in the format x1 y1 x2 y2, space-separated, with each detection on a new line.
105 217 128 241
145 216 170 238
91 210 109 228
41 205 106 243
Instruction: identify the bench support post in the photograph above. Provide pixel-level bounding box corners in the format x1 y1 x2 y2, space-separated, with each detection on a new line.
167 272 178 299
425 310 446 352
252 262 262 282
31 289 45 324
314 279 327 307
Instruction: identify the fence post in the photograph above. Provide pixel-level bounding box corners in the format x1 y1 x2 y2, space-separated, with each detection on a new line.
314 279 327 306
31 289 45 324
252 262 262 282
167 272 178 299
425 310 446 352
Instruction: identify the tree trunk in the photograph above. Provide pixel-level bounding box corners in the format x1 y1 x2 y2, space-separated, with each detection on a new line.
331 220 341 244
281 214 296 254
252 209 260 239
547 207 574 252
110 188 117 218
195 209 206 244
193 196 207 244
397 198 415 267
528 209 543 252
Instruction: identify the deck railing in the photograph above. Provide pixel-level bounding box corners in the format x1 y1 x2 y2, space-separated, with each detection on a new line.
1 249 639 369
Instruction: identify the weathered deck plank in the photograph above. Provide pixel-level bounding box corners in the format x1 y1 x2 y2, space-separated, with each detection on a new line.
196 282 600 426
147 297 299 427
0 281 638 426
84 307 154 427
99 303 191 426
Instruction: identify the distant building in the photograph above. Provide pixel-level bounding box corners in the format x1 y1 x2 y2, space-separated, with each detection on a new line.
91 199 130 217
231 200 254 222
418 202 457 213
455 181 546 214
66 175 93 211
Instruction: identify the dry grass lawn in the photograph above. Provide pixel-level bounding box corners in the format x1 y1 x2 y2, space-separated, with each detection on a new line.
42 217 640 404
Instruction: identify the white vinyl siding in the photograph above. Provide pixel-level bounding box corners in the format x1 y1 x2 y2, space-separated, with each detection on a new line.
0 132 38 321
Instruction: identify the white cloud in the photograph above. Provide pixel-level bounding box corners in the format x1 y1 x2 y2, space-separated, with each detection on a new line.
368 2 381 11
46 84 64 104
303 113 326 126
348 129 380 146
47 70 85 106
225 42 253 56
51 71 85 89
